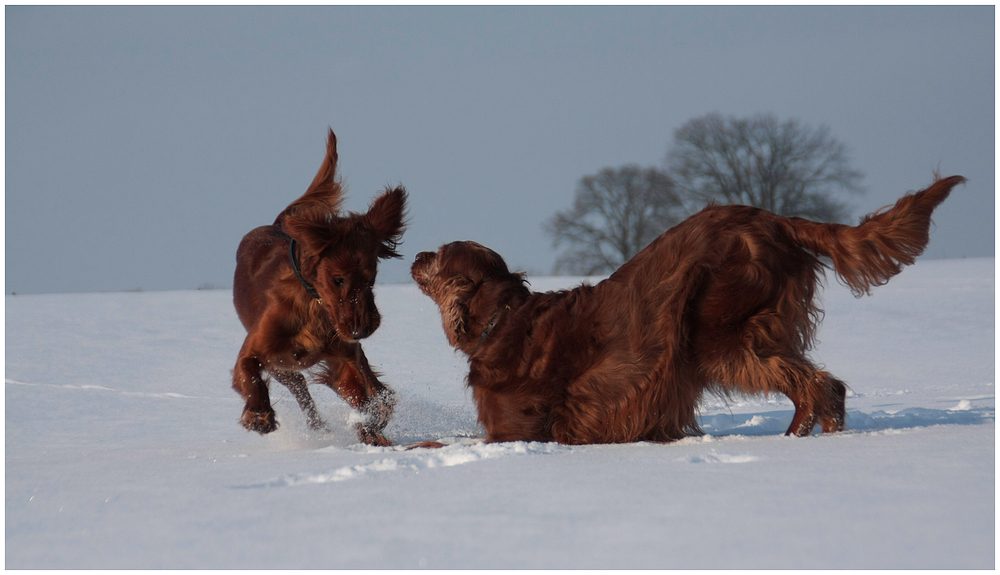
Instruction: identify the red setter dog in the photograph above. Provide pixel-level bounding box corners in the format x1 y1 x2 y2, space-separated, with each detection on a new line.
412 175 964 444
232 129 406 445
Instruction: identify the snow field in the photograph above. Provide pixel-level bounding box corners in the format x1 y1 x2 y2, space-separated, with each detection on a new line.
5 257 994 568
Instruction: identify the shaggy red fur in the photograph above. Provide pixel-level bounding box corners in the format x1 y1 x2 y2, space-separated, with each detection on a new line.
412 175 964 444
232 129 407 445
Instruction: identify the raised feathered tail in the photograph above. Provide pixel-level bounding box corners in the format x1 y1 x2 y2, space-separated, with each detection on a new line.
781 175 965 296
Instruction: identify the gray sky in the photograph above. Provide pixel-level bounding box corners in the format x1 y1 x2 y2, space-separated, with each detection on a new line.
6 6 994 294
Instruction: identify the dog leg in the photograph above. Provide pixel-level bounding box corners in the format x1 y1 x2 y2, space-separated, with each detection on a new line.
320 345 396 446
785 371 848 436
707 349 843 437
785 396 819 437
273 370 327 431
817 373 847 433
351 345 396 446
232 348 278 434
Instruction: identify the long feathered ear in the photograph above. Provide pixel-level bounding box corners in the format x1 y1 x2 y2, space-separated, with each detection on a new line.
303 128 342 208
364 185 408 259
277 129 344 223
281 209 339 265
440 276 475 346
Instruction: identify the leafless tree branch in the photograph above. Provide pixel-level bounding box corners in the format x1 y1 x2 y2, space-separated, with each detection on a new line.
544 165 682 275
666 113 864 223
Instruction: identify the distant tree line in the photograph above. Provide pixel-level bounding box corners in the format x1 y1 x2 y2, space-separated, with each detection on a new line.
544 112 865 275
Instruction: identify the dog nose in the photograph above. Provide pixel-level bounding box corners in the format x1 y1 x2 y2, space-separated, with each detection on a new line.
414 251 433 264
350 327 370 340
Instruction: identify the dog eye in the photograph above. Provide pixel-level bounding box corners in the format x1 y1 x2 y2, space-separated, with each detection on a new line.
332 277 344 287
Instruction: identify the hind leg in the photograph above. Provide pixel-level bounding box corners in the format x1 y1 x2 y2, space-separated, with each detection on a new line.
817 373 847 433
272 370 327 430
707 350 846 437
784 370 847 436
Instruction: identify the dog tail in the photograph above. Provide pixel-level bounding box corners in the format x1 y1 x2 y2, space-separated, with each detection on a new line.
782 175 965 296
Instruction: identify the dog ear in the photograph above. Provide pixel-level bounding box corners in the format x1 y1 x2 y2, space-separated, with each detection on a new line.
282 210 339 263
364 185 408 259
440 276 475 345
302 128 344 211
279 129 345 221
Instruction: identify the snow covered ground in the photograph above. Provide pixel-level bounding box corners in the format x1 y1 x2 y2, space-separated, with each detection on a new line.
5 257 994 569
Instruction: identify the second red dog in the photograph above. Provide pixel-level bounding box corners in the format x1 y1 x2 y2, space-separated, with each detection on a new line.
412 175 964 444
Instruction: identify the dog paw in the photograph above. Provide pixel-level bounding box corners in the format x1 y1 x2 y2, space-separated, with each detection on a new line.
356 424 393 447
820 415 845 433
361 389 397 430
241 409 279 434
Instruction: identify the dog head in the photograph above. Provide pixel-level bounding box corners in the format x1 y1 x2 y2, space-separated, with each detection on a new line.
412 241 528 353
281 129 407 342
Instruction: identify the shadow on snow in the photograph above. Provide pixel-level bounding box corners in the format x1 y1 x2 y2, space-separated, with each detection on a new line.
699 405 994 438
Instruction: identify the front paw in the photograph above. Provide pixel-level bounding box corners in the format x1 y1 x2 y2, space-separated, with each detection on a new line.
362 388 397 430
356 424 393 447
241 409 279 434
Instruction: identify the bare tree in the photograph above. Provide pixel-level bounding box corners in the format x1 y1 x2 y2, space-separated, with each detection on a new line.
544 165 682 275
666 113 864 222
